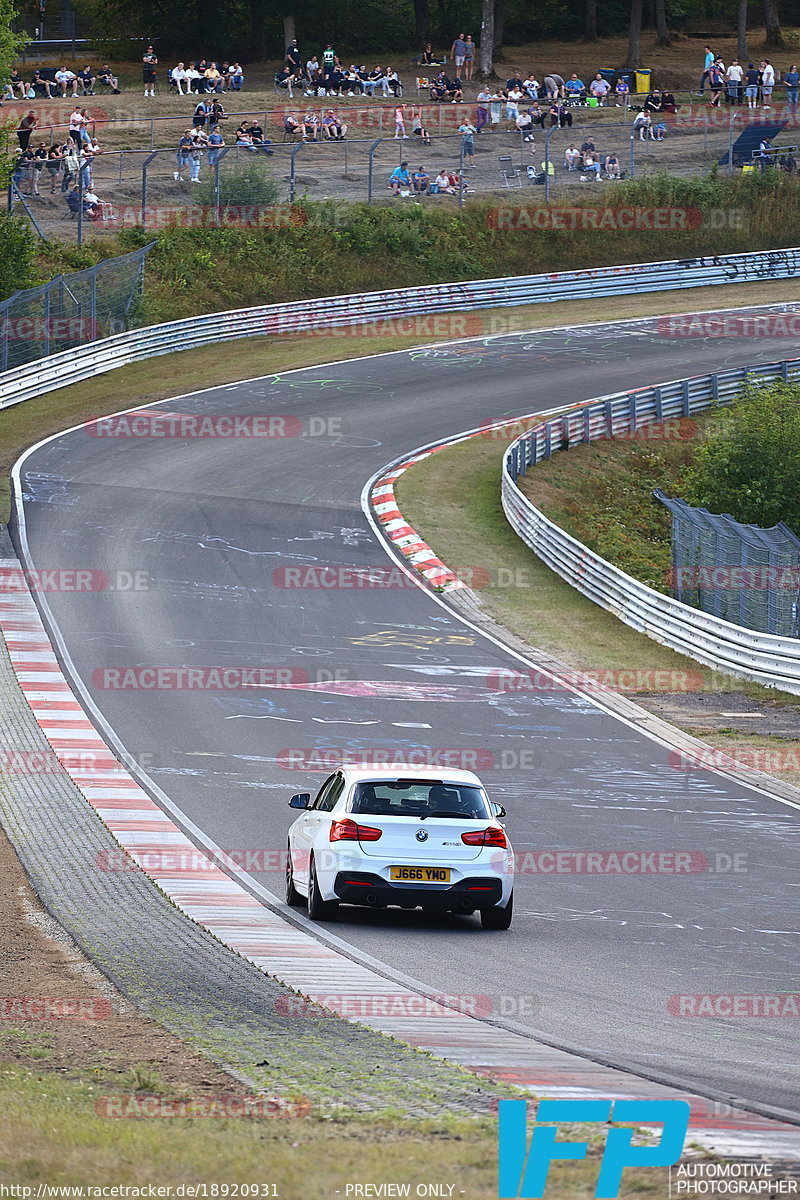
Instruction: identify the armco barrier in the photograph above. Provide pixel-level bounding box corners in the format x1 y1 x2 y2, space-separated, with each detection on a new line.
501 357 800 695
2 246 800 412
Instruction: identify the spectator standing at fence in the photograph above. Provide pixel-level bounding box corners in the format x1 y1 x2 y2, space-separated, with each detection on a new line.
142 45 158 97
394 104 409 138
505 86 523 122
45 142 63 192
286 40 303 76
488 90 502 127
761 59 775 108
459 119 476 165
726 59 743 104
744 62 759 109
174 129 193 180
207 124 225 166
61 140 78 191
194 97 213 127
410 107 431 144
785 63 800 108
68 105 86 146
475 88 490 131
17 110 38 151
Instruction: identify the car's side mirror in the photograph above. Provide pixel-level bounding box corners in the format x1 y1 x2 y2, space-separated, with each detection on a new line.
289 792 311 809
491 802 507 819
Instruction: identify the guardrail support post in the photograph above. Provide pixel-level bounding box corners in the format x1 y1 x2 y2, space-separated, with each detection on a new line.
653 387 663 422
141 151 159 231
605 398 614 438
544 424 552 459
367 139 382 204
583 408 591 443
711 373 719 402
782 360 790 382
681 379 691 417
629 393 637 433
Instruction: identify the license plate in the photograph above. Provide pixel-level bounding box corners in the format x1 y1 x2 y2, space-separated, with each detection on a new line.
389 866 451 883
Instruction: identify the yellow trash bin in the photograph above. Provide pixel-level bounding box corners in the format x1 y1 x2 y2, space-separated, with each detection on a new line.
634 68 651 93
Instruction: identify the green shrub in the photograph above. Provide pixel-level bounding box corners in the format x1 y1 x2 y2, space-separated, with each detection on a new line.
193 161 280 208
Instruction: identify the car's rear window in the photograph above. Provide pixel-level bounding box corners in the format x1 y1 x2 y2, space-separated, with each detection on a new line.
350 781 490 819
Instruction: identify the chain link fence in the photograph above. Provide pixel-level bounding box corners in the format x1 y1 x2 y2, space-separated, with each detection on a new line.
0 243 153 372
655 491 800 638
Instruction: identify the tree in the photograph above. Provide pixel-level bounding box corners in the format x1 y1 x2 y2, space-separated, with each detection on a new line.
763 0 783 46
737 0 748 63
0 0 27 94
584 0 597 41
626 0 643 68
480 0 495 78
655 0 670 46
494 0 505 50
412 0 429 46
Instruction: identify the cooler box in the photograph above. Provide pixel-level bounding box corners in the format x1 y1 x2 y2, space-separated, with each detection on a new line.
635 68 651 93
587 96 598 107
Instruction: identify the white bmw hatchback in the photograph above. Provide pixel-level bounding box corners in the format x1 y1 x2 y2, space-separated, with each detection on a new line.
285 765 514 929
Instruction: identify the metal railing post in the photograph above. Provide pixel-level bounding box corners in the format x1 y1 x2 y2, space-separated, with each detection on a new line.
77 166 83 246
214 146 231 223
289 140 303 203
629 131 635 178
367 138 382 204
458 138 465 210
545 126 554 203
141 150 159 230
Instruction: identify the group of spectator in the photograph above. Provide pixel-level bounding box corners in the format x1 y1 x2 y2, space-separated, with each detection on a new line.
3 63 119 101
388 160 467 195
699 47 783 109
277 45 403 100
563 138 622 179
169 60 245 95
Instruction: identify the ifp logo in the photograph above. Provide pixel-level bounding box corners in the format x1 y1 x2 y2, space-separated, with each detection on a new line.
498 1098 689 1197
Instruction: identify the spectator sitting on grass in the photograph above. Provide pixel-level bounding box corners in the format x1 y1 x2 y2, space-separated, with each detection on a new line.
412 165 429 193
516 109 535 141
31 70 55 98
605 151 621 178
388 160 412 194
430 71 449 101
565 73 586 101
644 89 662 112
564 144 580 170
434 168 455 192
660 90 677 113
549 101 572 127
579 136 595 162
581 152 601 179
632 110 651 140
229 63 244 90
589 74 611 104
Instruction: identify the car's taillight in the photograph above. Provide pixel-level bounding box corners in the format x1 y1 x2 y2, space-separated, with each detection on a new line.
330 819 383 843
461 826 507 848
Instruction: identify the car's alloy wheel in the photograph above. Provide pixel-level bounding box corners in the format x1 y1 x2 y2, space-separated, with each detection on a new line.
481 892 513 930
285 844 305 907
308 858 339 921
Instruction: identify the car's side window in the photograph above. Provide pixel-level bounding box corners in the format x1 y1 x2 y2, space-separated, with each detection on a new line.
312 774 337 810
318 775 344 813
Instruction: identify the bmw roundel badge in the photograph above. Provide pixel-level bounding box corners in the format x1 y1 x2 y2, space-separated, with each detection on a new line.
416 828 428 842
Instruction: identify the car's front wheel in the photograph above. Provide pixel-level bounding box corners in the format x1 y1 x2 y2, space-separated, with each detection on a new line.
308 858 339 921
481 892 513 930
285 844 304 907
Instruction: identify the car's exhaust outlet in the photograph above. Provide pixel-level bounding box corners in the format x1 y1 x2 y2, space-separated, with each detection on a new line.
460 898 475 913
365 892 379 905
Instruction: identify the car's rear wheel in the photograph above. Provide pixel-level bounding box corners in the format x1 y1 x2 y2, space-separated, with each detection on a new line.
481 892 513 930
308 858 338 921
285 844 304 907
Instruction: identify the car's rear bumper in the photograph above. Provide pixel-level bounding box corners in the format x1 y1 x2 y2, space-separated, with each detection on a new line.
333 871 503 910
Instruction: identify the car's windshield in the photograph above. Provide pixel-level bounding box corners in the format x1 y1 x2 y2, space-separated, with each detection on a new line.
350 780 490 819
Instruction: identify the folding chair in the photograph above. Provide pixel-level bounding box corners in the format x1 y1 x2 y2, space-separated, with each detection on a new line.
416 76 430 96
498 155 522 187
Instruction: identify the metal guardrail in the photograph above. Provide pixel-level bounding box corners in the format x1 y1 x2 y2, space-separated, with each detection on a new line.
3 245 800 413
501 356 800 696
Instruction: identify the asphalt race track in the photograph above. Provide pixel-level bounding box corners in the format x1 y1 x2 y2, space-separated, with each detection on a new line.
14 315 800 1122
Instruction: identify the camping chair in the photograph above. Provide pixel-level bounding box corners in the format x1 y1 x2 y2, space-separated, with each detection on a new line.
498 155 522 187
415 76 430 96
